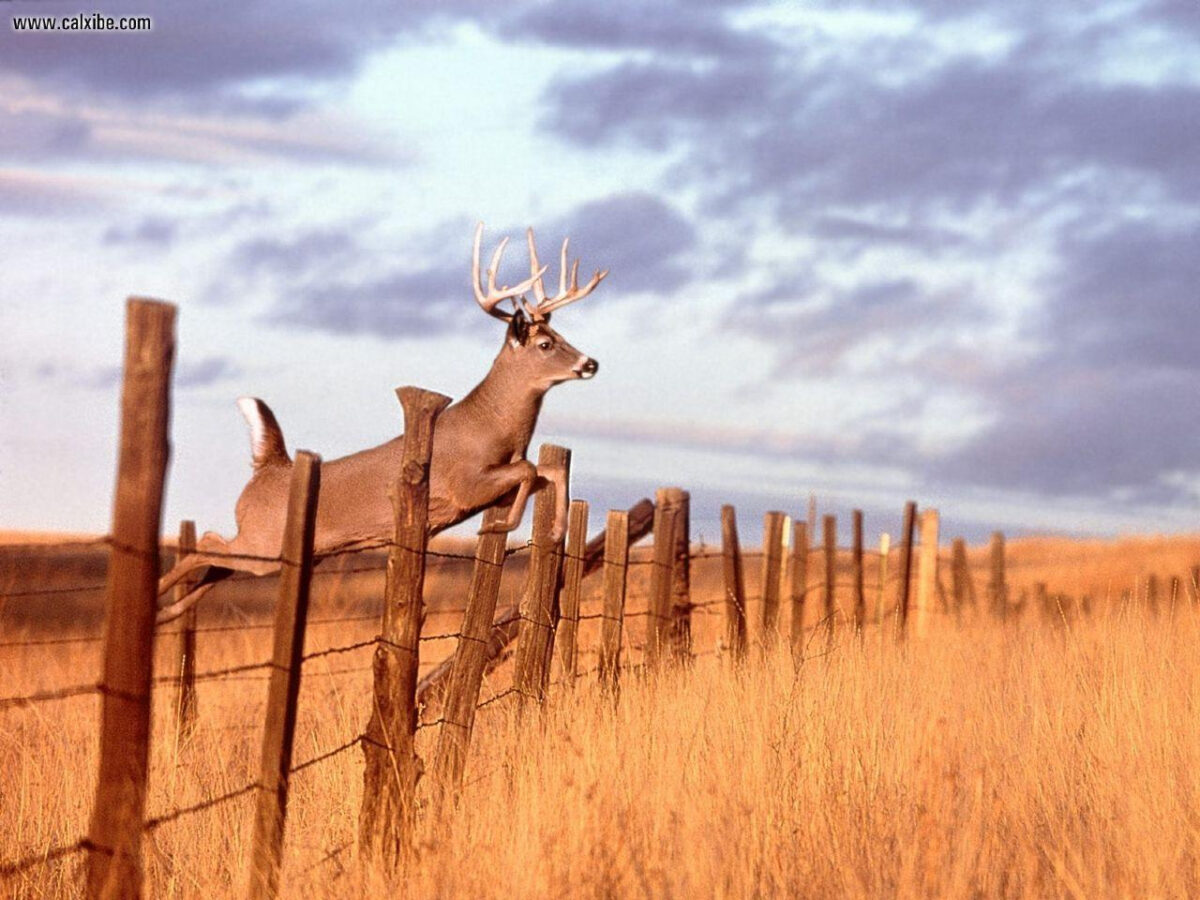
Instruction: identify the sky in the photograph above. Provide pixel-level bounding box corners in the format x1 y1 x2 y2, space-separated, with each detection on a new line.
1 0 1198 545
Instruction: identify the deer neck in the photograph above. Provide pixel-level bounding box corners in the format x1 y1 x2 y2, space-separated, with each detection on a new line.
457 357 547 457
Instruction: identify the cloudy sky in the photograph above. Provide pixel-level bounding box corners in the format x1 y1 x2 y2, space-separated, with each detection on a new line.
1 1 1197 544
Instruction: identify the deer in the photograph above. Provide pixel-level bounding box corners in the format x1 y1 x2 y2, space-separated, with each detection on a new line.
155 223 607 623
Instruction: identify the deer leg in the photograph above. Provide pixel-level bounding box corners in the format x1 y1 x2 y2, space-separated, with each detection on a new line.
472 460 541 534
156 575 224 624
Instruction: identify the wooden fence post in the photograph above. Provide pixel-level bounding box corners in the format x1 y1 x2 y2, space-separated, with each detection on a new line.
915 508 940 638
1146 574 1160 616
896 501 917 642
514 444 571 703
951 538 971 622
173 520 198 745
359 387 450 870
720 506 748 661
598 510 631 691
428 504 512 807
760 511 787 646
789 520 809 658
822 515 837 645
416 499 655 705
851 511 865 634
555 500 590 685
988 531 1008 622
86 298 175 900
647 488 683 668
667 491 692 662
248 452 321 900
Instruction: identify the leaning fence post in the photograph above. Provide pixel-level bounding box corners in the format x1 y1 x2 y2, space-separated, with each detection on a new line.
720 505 748 661
988 531 1008 622
915 508 940 638
598 510 630 691
852 511 865 634
760 511 787 646
86 298 175 900
514 444 571 703
789 520 809 659
173 519 198 745
359 387 450 870
428 504 512 807
248 451 321 900
896 501 917 641
555 500 590 685
647 488 683 668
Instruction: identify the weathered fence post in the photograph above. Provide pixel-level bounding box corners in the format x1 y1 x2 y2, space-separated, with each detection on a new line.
915 508 940 638
173 519 198 745
598 510 631 691
988 531 1008 622
667 490 692 662
1146 574 1160 616
428 504 512 807
720 505 748 661
760 510 787 646
789 520 809 658
514 444 571 703
951 538 972 622
647 488 684 668
555 500 589 685
822 515 837 646
248 451 321 900
86 298 175 900
896 501 918 641
359 387 450 870
851 510 865 635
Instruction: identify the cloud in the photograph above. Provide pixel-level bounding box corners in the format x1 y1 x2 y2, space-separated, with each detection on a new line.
102 216 177 247
0 169 114 216
29 355 241 390
228 193 695 338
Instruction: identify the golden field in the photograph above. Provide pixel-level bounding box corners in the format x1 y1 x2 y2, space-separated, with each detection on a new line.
2 531 1199 897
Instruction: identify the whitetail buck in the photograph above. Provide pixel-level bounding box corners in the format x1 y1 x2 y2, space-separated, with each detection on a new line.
156 224 606 623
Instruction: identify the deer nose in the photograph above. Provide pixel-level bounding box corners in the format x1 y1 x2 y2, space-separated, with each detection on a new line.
579 358 598 379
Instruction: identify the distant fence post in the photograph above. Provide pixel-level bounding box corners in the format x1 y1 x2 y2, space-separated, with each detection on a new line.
852 511 865 634
915 508 940 638
647 488 683 668
173 519 198 745
789 520 809 659
720 505 748 662
514 444 571 703
598 510 631 691
86 298 175 900
555 500 590 685
1146 574 1160 616
822 515 837 646
359 387 450 870
951 538 971 622
248 451 321 900
896 501 917 641
429 504 512 807
988 532 1008 622
760 511 787 646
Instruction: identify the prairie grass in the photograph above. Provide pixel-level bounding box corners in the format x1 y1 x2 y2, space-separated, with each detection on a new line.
3 534 1200 897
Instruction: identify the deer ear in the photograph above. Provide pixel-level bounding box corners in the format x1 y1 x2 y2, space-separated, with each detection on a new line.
507 313 528 347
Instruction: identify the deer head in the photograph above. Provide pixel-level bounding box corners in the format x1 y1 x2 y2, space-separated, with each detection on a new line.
472 223 606 390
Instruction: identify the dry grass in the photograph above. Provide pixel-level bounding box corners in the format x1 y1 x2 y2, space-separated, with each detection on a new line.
3 535 1200 897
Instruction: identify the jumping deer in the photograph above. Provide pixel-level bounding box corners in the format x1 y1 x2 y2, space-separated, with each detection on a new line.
156 223 606 623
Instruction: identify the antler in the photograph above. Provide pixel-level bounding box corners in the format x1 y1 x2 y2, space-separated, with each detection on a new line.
472 222 547 321
523 228 608 322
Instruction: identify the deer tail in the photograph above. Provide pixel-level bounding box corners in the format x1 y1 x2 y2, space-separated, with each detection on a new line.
237 397 290 469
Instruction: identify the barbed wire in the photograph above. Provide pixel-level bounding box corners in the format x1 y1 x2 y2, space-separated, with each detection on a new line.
0 836 95 880
144 782 258 832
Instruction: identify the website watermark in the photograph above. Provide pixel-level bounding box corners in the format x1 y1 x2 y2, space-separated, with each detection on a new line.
10 12 153 32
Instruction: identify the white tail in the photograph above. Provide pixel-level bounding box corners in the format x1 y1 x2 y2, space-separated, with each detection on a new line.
157 224 606 623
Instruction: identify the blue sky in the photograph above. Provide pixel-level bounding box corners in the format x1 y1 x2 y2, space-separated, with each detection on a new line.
2 1 1198 544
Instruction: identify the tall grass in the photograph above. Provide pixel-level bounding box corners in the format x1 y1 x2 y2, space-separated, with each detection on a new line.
4 602 1200 898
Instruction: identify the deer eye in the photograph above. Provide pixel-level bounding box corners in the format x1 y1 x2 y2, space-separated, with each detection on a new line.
537 339 552 351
